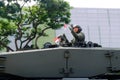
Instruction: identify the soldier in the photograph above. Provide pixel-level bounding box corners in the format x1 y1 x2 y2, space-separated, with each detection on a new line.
69 25 86 47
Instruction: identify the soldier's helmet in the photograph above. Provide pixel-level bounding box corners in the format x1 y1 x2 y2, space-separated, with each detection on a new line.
73 25 82 32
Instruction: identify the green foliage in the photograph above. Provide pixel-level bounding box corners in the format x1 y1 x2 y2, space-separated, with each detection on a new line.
0 1 4 7
6 3 20 13
40 0 71 29
0 0 71 51
0 18 17 36
0 18 16 50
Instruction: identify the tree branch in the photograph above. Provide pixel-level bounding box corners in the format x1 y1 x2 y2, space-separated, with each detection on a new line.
15 1 26 50
0 41 14 52
35 26 51 48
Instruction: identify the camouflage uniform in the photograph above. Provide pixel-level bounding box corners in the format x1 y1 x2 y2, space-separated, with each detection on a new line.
69 25 85 47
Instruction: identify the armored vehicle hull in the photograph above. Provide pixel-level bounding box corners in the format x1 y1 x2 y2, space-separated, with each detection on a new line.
0 47 120 79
